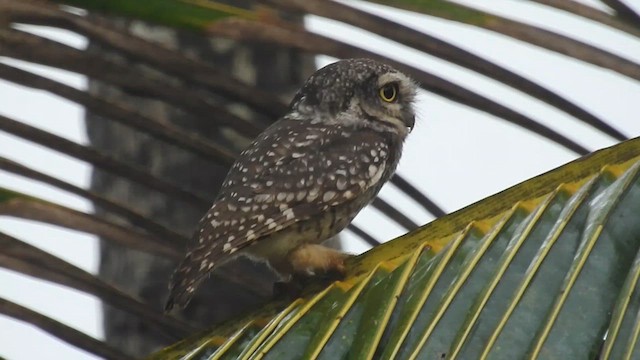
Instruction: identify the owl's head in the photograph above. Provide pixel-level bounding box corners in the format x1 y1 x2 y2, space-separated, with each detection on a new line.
288 58 418 138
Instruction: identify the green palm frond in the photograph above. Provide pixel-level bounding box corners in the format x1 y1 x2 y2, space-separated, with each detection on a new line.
150 137 640 358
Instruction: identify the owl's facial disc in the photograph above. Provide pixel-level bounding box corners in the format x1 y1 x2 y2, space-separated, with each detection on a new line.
358 71 417 136
287 59 417 137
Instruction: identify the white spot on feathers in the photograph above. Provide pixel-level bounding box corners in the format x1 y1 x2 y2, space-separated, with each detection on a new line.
369 163 386 186
368 165 378 178
336 178 347 190
283 208 295 220
255 194 274 203
323 191 336 202
307 187 320 201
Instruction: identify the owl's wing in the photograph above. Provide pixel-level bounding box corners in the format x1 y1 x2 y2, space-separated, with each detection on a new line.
165 121 395 311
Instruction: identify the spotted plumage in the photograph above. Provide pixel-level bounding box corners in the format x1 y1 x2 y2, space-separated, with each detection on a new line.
165 59 418 311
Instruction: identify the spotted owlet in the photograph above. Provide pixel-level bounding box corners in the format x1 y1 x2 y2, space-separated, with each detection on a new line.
165 58 417 311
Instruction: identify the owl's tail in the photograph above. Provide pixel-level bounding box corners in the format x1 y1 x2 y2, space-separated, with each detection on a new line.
164 251 211 312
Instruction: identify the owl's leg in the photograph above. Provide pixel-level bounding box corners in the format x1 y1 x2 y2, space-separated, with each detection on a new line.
271 244 351 298
287 244 351 278
269 243 351 278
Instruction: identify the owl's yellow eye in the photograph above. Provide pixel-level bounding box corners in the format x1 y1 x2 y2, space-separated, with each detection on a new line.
379 83 398 102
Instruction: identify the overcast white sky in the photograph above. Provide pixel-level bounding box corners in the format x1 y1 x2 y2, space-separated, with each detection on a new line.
1 1 640 359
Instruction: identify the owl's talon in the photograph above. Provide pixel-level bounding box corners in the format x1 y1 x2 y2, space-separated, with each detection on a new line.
273 251 350 299
287 244 351 279
322 265 348 282
273 280 303 299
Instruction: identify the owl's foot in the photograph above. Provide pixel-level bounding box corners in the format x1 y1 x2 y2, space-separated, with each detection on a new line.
272 244 352 299
272 270 348 299
273 280 303 299
288 244 351 278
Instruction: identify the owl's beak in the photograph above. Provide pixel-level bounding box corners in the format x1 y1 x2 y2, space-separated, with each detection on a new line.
405 114 415 133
